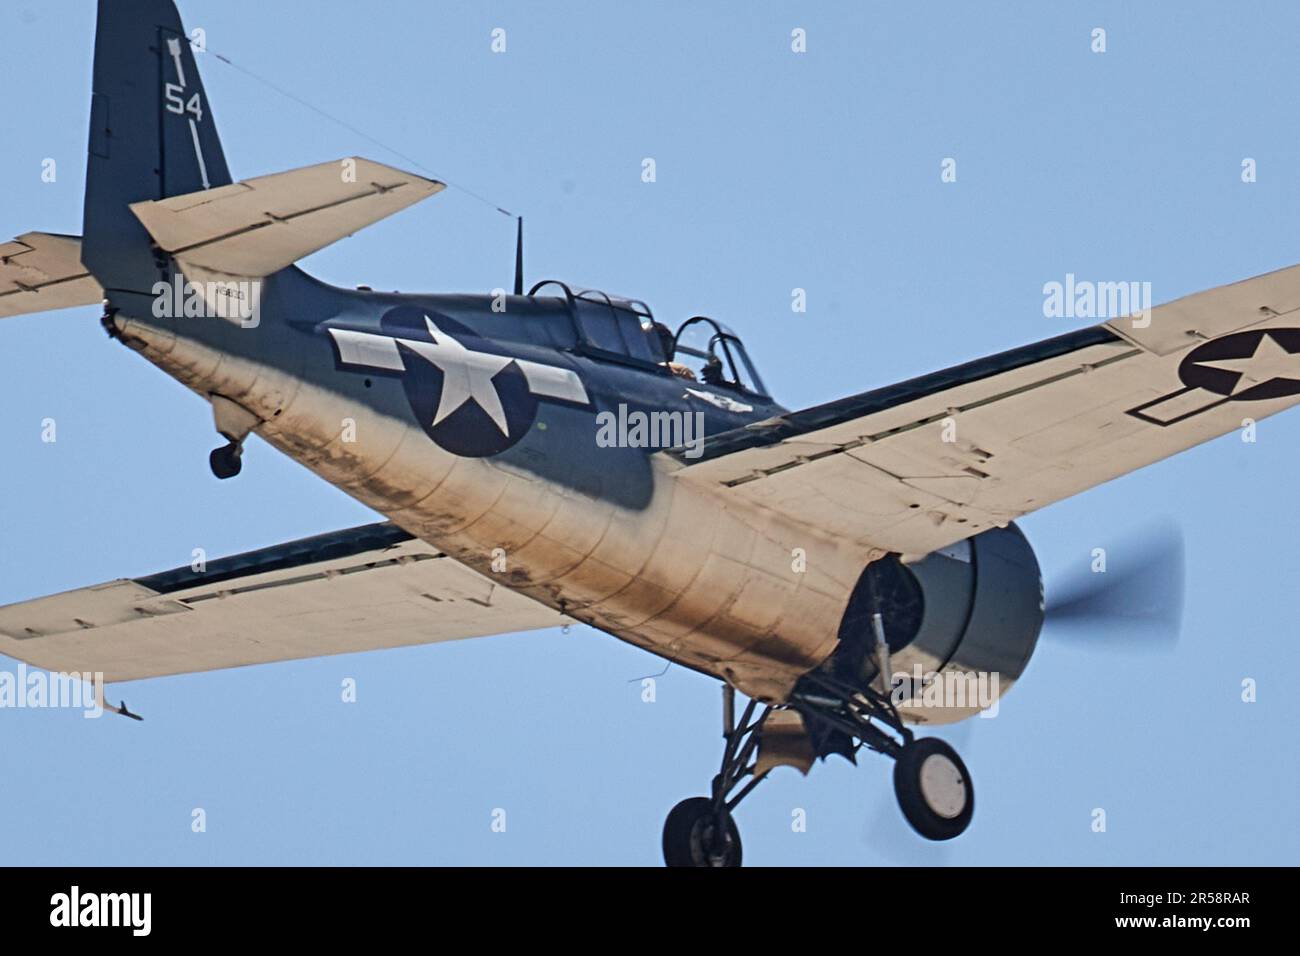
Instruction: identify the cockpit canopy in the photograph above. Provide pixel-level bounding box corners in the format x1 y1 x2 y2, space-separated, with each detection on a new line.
527 280 769 398
671 316 768 397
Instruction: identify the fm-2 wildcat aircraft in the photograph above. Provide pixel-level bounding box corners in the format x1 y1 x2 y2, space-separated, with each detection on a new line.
3 0 1299 866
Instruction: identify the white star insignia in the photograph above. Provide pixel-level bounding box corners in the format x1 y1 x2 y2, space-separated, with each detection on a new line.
327 317 591 440
400 316 514 435
1194 332 1300 395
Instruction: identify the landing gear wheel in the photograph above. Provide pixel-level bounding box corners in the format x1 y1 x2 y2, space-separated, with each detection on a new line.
209 443 242 480
893 737 973 841
662 797 743 867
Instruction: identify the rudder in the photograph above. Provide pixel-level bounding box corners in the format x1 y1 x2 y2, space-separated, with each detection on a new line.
83 0 232 294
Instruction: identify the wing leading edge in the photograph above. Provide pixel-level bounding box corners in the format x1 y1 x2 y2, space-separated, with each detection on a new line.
674 262 1300 556
0 523 565 682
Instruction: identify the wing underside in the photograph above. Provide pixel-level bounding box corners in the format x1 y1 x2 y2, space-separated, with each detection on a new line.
675 263 1300 556
0 523 565 682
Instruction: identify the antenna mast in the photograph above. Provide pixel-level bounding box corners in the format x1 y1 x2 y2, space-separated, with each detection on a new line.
513 216 524 296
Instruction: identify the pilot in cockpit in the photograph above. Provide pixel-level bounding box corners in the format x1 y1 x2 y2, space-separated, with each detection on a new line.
650 321 696 380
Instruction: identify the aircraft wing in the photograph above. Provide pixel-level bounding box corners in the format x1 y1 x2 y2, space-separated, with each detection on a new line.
673 263 1300 556
0 522 565 682
128 157 444 278
0 232 102 318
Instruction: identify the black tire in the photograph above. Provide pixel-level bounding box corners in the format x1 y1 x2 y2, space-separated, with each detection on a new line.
209 445 242 480
662 797 742 867
893 737 974 841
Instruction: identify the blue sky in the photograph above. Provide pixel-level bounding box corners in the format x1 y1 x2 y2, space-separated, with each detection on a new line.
2 0 1298 865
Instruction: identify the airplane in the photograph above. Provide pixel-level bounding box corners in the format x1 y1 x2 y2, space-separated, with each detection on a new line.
3 0 1300 867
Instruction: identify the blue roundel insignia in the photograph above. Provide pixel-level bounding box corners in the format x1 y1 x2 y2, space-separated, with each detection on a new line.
328 306 590 458
377 307 537 457
1178 327 1300 401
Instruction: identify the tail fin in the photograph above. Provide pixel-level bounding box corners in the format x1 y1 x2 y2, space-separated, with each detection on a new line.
82 0 232 293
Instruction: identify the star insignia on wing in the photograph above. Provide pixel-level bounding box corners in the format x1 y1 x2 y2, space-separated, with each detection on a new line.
1190 331 1300 395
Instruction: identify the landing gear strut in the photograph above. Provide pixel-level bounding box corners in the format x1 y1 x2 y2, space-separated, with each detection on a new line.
790 667 974 842
661 673 974 866
662 687 770 867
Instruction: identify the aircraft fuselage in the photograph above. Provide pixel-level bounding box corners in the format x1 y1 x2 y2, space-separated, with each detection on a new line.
108 267 876 701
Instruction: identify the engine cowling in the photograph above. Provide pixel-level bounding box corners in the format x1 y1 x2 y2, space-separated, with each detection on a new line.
834 523 1044 725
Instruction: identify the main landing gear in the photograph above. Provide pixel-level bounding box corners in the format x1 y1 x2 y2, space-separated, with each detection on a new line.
662 690 770 867
661 675 974 867
892 734 973 841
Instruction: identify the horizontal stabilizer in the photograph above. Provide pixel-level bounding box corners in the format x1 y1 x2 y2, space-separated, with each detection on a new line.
129 157 444 278
0 233 102 318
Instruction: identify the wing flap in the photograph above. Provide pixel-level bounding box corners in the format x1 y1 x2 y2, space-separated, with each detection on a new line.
0 523 563 682
0 232 102 318
129 157 444 277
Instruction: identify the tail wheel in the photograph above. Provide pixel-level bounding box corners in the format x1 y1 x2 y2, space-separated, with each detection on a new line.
893 737 973 840
662 797 743 867
209 443 242 479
